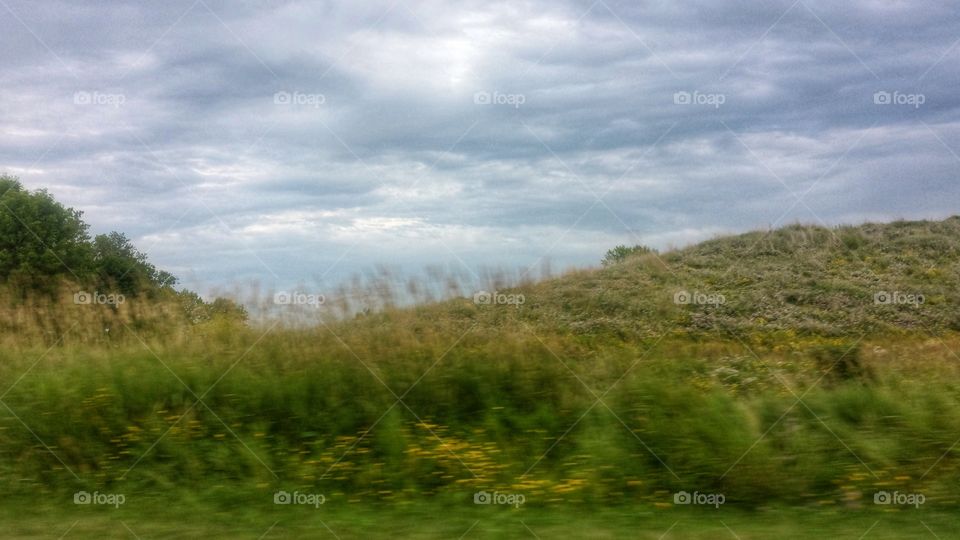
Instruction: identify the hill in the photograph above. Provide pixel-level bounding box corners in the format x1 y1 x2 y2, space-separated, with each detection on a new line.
415 216 960 340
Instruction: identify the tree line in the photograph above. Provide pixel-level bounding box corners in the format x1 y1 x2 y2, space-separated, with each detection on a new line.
0 174 245 321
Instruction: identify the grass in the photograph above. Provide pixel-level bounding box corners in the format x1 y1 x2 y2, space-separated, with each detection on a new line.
3 332 960 508
421 216 960 339
2 500 959 539
2 217 960 536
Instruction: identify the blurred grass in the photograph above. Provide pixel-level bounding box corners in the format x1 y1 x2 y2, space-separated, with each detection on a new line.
1 500 959 539
3 324 960 508
2 217 960 535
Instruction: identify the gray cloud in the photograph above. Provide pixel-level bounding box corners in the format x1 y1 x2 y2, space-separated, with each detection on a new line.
1 0 958 294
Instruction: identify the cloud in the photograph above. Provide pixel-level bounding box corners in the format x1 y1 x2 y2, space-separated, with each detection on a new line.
0 0 958 294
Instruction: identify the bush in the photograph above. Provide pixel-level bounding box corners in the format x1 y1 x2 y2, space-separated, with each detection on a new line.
601 244 658 266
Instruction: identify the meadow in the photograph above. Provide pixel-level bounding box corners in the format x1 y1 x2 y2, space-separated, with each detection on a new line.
2 216 960 537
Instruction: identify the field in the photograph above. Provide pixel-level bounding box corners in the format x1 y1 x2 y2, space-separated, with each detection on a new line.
3 328 960 538
2 218 960 538
3 0 960 534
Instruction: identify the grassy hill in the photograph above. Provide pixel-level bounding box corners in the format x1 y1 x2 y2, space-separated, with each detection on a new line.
412 216 960 340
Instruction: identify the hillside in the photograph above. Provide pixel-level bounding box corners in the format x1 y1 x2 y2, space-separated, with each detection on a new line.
421 216 960 340
4 213 960 532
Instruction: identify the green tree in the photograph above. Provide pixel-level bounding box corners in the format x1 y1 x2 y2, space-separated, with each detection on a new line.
0 175 93 291
0 174 245 325
92 231 177 296
177 290 248 324
208 297 248 321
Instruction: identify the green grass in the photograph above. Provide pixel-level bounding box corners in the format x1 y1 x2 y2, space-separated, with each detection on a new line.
3 217 960 536
3 500 959 539
3 333 960 509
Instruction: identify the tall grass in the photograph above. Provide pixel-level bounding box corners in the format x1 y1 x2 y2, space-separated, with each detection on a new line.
3 293 960 507
3 217 960 508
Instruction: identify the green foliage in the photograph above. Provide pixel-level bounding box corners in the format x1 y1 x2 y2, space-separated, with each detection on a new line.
601 244 658 266
93 231 177 296
4 502 959 537
0 175 180 298
0 175 92 291
175 291 248 325
207 297 249 321
2 331 960 508
0 175 241 324
2 182 960 514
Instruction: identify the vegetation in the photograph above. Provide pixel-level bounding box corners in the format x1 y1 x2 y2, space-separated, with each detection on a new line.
4 329 960 506
2 180 959 536
0 175 245 330
3 502 959 538
426 217 960 340
601 244 658 266
0 176 93 292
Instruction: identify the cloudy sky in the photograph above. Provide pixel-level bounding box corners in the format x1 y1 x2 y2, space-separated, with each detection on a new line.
1 0 958 295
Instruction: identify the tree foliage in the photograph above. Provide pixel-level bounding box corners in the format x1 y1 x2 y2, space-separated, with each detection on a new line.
0 174 243 322
0 176 93 291
92 231 176 296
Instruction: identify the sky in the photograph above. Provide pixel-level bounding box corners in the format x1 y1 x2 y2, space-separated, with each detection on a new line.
1 0 958 296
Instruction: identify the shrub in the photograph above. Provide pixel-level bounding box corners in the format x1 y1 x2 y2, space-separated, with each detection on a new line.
601 244 658 266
